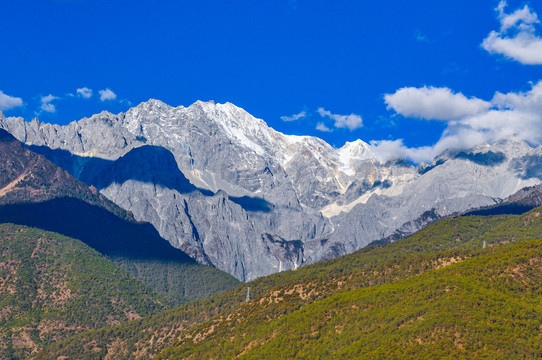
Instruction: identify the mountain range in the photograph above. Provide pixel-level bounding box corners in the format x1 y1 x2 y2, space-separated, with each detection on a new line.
0 127 238 305
2 100 542 280
0 120 239 357
1 100 542 358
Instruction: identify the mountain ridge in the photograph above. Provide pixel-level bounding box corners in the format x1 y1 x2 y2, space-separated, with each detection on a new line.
0 128 239 302
2 100 542 280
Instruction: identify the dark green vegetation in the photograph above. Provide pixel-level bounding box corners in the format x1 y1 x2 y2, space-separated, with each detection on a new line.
160 240 542 360
113 257 239 304
0 129 239 304
36 208 542 359
0 198 239 305
0 223 167 360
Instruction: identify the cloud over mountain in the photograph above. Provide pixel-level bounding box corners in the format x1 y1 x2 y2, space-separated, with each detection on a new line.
384 86 490 121
280 111 307 122
0 91 23 111
375 81 542 163
99 88 117 101
40 94 59 113
76 87 93 99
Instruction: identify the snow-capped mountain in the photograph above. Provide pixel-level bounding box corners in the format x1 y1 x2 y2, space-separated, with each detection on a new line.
2 100 541 280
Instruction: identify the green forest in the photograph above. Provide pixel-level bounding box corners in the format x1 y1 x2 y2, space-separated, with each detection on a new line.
33 207 542 359
0 224 166 359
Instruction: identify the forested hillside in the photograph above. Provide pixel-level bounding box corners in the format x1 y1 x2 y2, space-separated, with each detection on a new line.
36 207 542 359
160 239 542 359
0 224 167 359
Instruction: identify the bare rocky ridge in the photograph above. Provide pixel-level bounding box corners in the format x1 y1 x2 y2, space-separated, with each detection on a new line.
0 128 131 220
2 101 542 280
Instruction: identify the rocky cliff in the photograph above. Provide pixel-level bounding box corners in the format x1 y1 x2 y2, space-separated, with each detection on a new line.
2 101 541 280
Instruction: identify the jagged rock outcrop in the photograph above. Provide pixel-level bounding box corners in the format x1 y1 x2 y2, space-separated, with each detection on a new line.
0 125 239 302
2 101 542 280
0 128 130 220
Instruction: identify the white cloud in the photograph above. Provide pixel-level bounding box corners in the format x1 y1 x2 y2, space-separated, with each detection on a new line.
495 1 538 33
384 86 490 121
374 81 542 163
492 81 542 113
316 122 332 132
370 139 434 164
317 108 363 131
40 94 59 113
280 111 307 122
76 87 93 99
99 88 117 101
482 1 542 65
0 91 23 111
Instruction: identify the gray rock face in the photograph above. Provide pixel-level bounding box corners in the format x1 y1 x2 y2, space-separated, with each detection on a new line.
2 102 542 280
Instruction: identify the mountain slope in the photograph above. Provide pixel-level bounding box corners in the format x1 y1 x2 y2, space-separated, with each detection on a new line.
0 127 239 303
0 128 128 219
0 224 167 360
35 205 542 359
465 183 542 216
2 103 542 280
159 239 542 359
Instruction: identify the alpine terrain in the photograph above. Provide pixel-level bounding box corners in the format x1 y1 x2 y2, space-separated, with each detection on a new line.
2 101 542 280
0 127 239 304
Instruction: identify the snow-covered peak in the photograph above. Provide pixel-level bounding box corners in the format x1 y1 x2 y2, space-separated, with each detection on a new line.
336 139 374 176
487 137 534 155
128 99 175 118
138 99 173 113
338 139 372 158
191 101 272 156
196 101 270 135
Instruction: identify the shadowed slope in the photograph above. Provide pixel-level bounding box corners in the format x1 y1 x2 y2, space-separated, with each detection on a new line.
0 224 167 359
0 129 239 304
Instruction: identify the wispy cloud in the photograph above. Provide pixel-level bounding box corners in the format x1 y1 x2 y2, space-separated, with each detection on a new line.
374 81 542 163
415 30 429 42
76 87 93 99
0 91 23 111
316 122 332 132
40 94 59 113
281 111 307 122
99 88 117 101
482 0 542 65
317 108 363 131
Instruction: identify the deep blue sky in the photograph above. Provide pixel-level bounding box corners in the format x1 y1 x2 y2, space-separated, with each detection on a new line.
1 0 541 153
